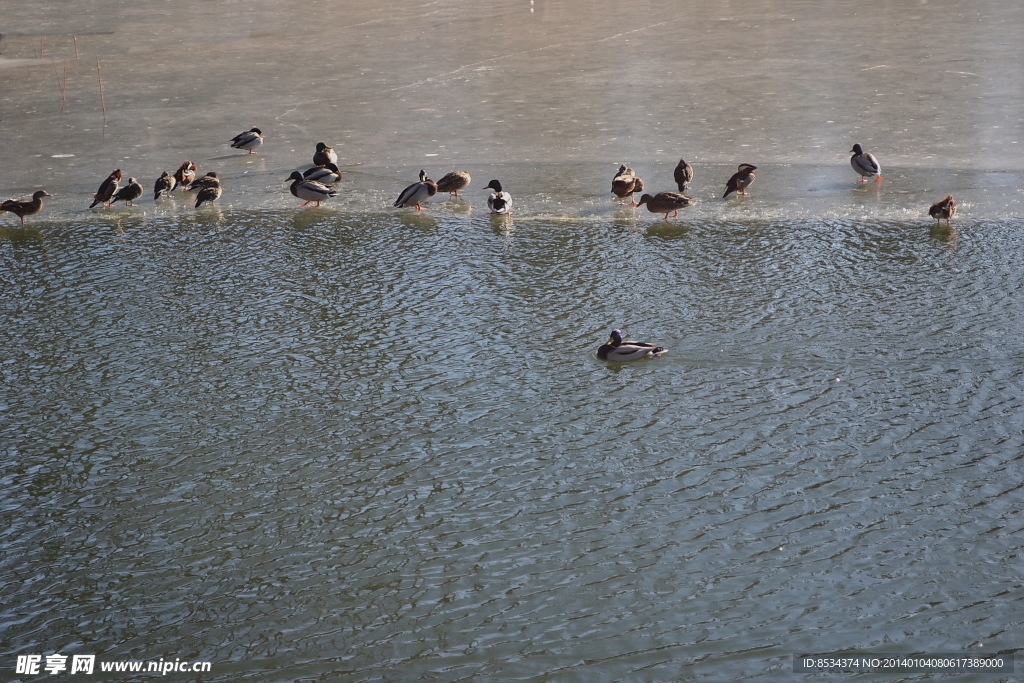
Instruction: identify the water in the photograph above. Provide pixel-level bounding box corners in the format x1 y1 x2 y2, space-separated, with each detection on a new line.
3 0 1024 680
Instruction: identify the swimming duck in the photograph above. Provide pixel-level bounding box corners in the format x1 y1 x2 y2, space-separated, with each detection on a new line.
110 177 144 207
674 158 694 192
723 164 757 198
611 165 645 206
597 329 667 362
636 192 692 219
929 195 956 224
303 163 343 183
1 190 52 226
90 169 122 208
194 184 222 208
313 142 338 166
850 144 882 183
287 171 337 206
174 161 197 190
483 179 512 214
435 170 472 197
230 127 263 154
394 170 437 210
154 171 177 199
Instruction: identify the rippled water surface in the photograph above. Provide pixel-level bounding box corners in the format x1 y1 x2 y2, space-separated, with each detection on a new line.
2 199 1023 680
3 0 1024 679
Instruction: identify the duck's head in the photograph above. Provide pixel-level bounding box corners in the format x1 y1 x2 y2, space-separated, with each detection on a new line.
607 329 624 347
112 169 123 180
636 193 654 206
315 142 328 152
616 164 628 176
850 144 864 154
287 171 305 182
484 179 503 192
33 190 52 199
418 169 428 182
739 164 757 173
249 127 262 135
206 171 219 178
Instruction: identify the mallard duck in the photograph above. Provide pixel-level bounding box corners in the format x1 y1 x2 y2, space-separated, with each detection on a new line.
194 184 222 208
313 142 338 166
303 163 342 183
723 163 757 198
929 195 956 224
611 165 644 206
110 177 143 207
484 179 512 214
636 192 691 219
230 127 263 154
435 170 472 197
90 169 122 208
597 329 667 362
674 158 694 192
154 171 177 199
188 171 220 191
174 161 197 190
850 144 882 183
394 170 437 210
287 171 337 206
1 190 52 226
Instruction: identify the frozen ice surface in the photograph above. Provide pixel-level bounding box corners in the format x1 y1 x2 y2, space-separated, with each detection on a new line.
2 0 1023 220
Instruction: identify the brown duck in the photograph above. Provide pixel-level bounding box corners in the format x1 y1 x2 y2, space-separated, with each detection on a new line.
611 165 644 206
90 169 122 208
2 190 52 226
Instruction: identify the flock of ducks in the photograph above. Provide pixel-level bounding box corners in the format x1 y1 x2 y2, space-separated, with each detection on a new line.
1 132 959 230
0 130 966 364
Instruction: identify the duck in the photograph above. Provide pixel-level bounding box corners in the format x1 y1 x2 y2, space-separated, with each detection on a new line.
287 171 337 206
174 161 197 190
435 170 472 197
929 195 956 224
850 143 882 183
674 158 694 192
89 169 122 208
313 142 338 166
636 192 691 219
303 163 342 183
110 177 144 207
1 190 52 226
597 329 667 362
194 183 222 208
484 179 512 214
723 163 757 198
188 171 220 191
611 165 644 206
154 171 177 199
393 170 437 210
230 127 263 154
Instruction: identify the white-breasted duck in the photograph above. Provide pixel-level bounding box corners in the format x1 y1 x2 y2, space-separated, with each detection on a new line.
723 164 757 198
484 179 512 214
597 329 667 362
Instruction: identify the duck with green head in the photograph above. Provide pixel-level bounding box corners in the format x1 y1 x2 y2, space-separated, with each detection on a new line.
597 329 666 362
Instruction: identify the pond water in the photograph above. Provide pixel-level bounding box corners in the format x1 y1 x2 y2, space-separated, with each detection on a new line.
2 1 1022 681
